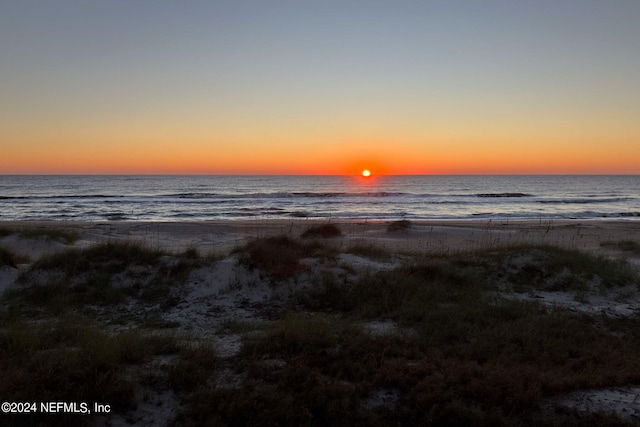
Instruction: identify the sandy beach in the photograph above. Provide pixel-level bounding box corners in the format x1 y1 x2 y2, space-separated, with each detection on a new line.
2 218 639 260
2 219 640 425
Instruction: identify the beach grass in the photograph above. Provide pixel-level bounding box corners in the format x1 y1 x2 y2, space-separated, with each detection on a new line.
0 246 18 268
30 241 166 274
2 226 640 425
171 243 640 426
239 235 337 278
6 241 205 314
0 318 180 427
301 223 343 239
601 239 640 254
386 219 412 232
0 227 80 244
178 305 640 426
479 244 638 291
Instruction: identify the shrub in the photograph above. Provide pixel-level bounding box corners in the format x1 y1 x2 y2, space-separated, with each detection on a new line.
241 236 335 278
301 224 342 239
11 242 201 311
0 319 179 426
31 241 165 275
0 246 17 268
18 228 80 244
386 219 412 232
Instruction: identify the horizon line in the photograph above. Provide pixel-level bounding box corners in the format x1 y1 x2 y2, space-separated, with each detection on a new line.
2 172 640 177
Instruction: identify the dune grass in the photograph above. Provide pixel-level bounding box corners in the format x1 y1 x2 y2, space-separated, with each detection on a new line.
239 235 337 278
386 219 412 232
30 241 166 274
19 227 80 244
0 318 180 427
301 223 342 239
7 241 204 313
601 239 640 254
0 227 79 244
177 305 640 426
3 234 640 425
479 244 638 292
173 244 640 426
0 246 18 268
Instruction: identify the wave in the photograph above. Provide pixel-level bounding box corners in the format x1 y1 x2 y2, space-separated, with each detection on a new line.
476 193 532 198
537 197 632 204
170 191 408 199
0 194 121 200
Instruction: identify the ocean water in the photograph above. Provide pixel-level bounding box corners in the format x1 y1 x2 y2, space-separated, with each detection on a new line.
0 175 639 222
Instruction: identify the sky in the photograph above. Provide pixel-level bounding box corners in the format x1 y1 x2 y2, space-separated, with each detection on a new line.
1 0 639 175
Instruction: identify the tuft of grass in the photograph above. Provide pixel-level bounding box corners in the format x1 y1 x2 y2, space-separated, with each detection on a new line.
0 227 15 238
182 246 200 259
0 319 179 426
386 219 412 232
17 227 80 244
601 240 640 254
349 259 488 323
8 241 203 312
485 245 638 291
0 245 18 268
294 270 353 312
241 236 307 278
168 341 218 392
240 236 335 278
301 223 342 239
31 241 165 275
345 243 393 260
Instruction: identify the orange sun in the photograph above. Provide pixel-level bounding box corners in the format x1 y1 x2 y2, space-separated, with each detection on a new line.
362 169 371 177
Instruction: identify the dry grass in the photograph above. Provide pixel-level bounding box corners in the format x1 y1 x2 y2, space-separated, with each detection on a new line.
6 241 204 313
301 223 342 239
172 244 640 426
240 235 336 278
601 240 640 254
0 246 18 268
3 235 640 426
0 318 179 427
0 227 79 244
386 219 412 232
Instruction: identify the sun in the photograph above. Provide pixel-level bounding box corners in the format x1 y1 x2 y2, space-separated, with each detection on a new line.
361 169 371 177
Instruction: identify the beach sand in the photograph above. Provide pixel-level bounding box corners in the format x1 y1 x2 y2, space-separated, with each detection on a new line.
2 219 640 425
2 218 639 260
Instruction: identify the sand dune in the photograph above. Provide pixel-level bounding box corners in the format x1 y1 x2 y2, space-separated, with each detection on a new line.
2 219 640 425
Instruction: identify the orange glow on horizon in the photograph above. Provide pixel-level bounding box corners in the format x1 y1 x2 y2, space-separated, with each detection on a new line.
1 132 639 175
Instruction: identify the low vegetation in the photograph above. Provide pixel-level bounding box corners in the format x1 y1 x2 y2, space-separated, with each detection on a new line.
2 235 640 425
386 219 412 232
0 246 18 268
172 243 640 426
6 241 204 314
0 227 79 244
239 236 336 278
601 239 640 254
301 223 342 239
0 318 180 427
481 245 638 291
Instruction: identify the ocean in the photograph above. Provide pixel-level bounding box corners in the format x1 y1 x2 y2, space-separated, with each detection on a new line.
1 175 639 222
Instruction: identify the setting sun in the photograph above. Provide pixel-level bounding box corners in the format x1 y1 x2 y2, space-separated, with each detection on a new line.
362 169 371 177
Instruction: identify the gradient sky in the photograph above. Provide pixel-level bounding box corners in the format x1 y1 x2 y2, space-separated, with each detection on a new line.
1 0 639 175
